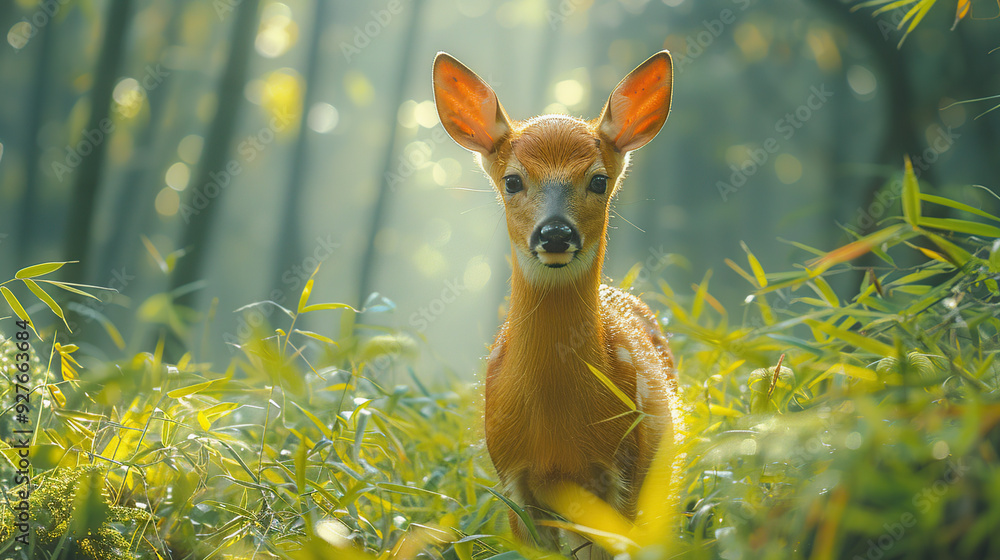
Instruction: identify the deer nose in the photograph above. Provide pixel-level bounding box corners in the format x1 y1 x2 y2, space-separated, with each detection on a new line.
535 220 579 253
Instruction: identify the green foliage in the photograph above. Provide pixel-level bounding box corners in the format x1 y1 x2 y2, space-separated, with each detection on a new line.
1 165 998 559
662 162 1000 559
0 466 153 560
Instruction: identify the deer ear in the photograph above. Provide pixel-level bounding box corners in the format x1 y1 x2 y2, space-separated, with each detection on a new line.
433 53 511 156
598 51 673 153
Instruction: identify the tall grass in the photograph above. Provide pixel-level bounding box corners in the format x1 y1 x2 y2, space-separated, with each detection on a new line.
2 160 999 559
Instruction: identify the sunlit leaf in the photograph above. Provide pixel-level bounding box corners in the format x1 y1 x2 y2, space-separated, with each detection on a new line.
23 279 69 330
584 361 636 411
953 0 970 29
807 224 907 274
15 261 70 279
918 216 1000 238
2 286 39 339
902 155 921 227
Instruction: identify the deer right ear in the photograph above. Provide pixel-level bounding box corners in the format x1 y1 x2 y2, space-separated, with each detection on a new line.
432 53 510 156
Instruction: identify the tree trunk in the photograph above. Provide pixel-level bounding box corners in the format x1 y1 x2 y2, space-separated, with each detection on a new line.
270 0 329 292
355 0 427 309
170 0 260 295
62 0 133 283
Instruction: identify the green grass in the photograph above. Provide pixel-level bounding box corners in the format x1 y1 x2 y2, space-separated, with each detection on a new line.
2 160 999 559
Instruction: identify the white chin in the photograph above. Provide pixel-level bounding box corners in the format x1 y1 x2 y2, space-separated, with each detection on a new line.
537 251 575 267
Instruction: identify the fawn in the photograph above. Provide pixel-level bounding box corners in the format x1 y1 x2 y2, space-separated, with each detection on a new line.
432 51 683 556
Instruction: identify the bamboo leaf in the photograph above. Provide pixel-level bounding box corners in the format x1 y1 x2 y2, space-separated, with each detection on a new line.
725 258 758 286
1 287 39 339
23 279 69 330
619 262 643 291
297 278 314 314
293 329 337 345
741 241 767 287
584 361 637 412
920 193 1000 223
806 320 896 357
300 302 358 313
902 155 921 227
807 224 907 274
953 0 971 29
39 280 102 300
15 261 71 279
917 216 1000 238
813 276 840 307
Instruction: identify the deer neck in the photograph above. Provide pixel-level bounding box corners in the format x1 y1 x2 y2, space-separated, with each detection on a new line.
504 240 607 376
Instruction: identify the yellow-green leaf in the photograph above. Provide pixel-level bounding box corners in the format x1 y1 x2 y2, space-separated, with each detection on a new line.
920 193 1000 223
741 241 767 287
293 329 337 345
584 361 636 411
725 258 758 286
807 320 896 357
301 302 357 313
813 276 840 307
807 224 907 274
826 363 878 381
918 217 1000 238
41 280 101 300
1 286 39 339
297 278 314 314
902 155 921 227
619 262 643 291
23 279 69 330
15 261 69 279
953 0 971 29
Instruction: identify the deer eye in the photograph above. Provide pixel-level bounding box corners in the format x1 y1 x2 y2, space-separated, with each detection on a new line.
589 175 608 194
504 175 524 194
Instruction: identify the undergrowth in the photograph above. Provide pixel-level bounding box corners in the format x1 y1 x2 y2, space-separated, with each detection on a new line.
1 159 998 559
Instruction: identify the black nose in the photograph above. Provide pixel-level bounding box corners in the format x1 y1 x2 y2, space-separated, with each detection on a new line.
535 220 578 253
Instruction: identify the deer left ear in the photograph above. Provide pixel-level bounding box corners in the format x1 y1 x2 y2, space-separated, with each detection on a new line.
598 51 673 153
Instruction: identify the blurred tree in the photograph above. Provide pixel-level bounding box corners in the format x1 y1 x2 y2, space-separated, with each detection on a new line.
270 0 329 292
171 0 260 297
99 2 184 278
356 0 427 309
62 0 134 284
16 20 54 266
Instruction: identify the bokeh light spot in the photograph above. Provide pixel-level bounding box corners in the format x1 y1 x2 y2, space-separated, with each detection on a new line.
7 22 31 50
155 187 179 216
308 102 339 133
463 256 492 292
554 79 584 107
775 153 802 184
847 65 877 97
178 134 204 164
165 162 190 191
415 100 439 128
